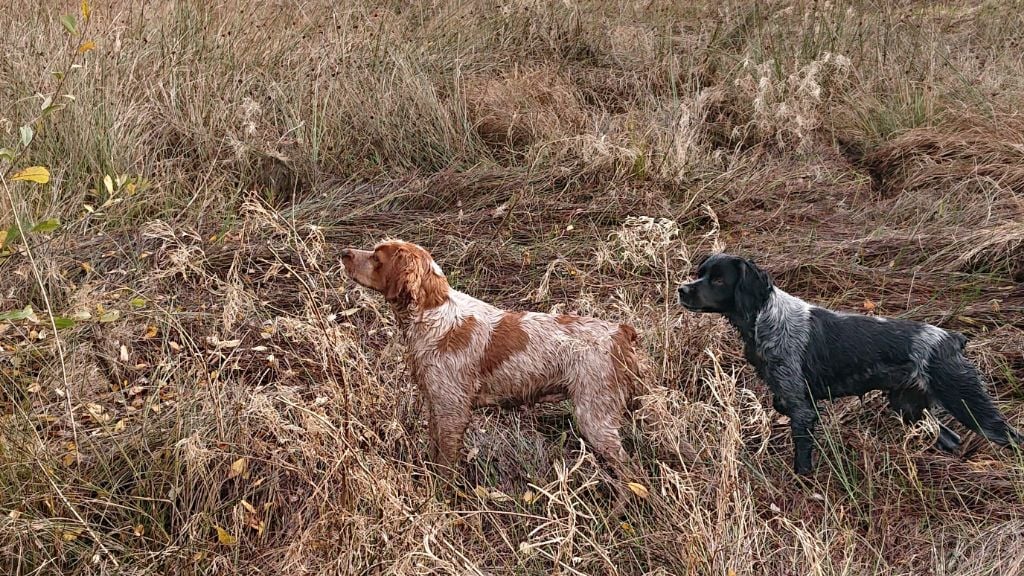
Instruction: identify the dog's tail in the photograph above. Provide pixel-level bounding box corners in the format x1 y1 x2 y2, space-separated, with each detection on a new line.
927 336 1024 446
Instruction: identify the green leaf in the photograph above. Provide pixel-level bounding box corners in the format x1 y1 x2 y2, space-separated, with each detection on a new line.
53 316 76 329
129 298 146 309
0 305 34 322
60 15 77 35
20 125 33 148
31 218 60 233
0 148 13 162
3 227 21 246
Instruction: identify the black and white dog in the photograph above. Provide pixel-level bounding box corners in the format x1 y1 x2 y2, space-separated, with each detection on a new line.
677 253 1022 475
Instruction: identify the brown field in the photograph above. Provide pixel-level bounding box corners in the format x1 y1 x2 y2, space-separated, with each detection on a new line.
1 1 1022 574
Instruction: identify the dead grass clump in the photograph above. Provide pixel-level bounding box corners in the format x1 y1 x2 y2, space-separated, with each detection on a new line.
863 115 1024 196
727 52 854 151
464 66 586 152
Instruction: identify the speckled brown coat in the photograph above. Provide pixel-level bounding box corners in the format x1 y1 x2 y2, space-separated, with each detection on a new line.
341 240 646 475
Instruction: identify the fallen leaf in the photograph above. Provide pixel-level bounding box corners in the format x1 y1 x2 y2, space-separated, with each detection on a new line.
144 325 158 339
99 309 120 323
207 336 241 349
626 482 649 499
227 457 247 480
31 218 60 233
214 525 237 545
119 344 129 362
620 521 635 535
521 490 537 505
78 40 96 53
0 305 34 322
8 510 21 520
133 524 144 537
53 316 75 329
12 166 50 184
863 299 876 312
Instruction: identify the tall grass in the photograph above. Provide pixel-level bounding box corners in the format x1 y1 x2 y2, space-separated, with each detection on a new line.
1 1 1022 574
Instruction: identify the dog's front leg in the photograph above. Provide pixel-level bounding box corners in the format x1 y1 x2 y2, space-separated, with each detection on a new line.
789 404 818 475
769 366 817 475
426 391 473 471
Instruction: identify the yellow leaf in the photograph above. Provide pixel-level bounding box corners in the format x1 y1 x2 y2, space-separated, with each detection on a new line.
81 0 90 20
227 457 247 479
144 325 158 339
620 521 635 535
78 40 95 54
626 482 649 499
240 500 256 514
12 166 50 184
214 525 237 545
863 299 876 312
133 524 144 537
521 490 537 505
0 230 7 250
727 569 736 576
61 529 82 541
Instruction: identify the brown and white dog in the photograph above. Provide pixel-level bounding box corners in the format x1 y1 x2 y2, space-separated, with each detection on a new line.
341 239 646 477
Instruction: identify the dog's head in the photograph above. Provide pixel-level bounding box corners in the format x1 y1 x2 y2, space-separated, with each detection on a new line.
677 253 772 317
341 240 449 311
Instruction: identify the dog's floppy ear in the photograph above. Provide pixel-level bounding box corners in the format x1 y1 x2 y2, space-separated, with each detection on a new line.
382 243 448 310
733 257 772 316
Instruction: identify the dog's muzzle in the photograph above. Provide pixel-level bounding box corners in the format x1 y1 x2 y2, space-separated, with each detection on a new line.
677 283 696 305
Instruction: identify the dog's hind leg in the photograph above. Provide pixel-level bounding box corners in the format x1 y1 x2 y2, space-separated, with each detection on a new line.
888 389 961 452
926 348 1022 448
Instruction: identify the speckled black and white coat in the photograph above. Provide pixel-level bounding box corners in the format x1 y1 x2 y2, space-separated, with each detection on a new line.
678 253 1022 475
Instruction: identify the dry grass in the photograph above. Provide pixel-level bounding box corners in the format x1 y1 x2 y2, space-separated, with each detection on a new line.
1 1 1023 574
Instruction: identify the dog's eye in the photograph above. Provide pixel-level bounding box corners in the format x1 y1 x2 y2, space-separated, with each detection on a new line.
711 277 725 286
